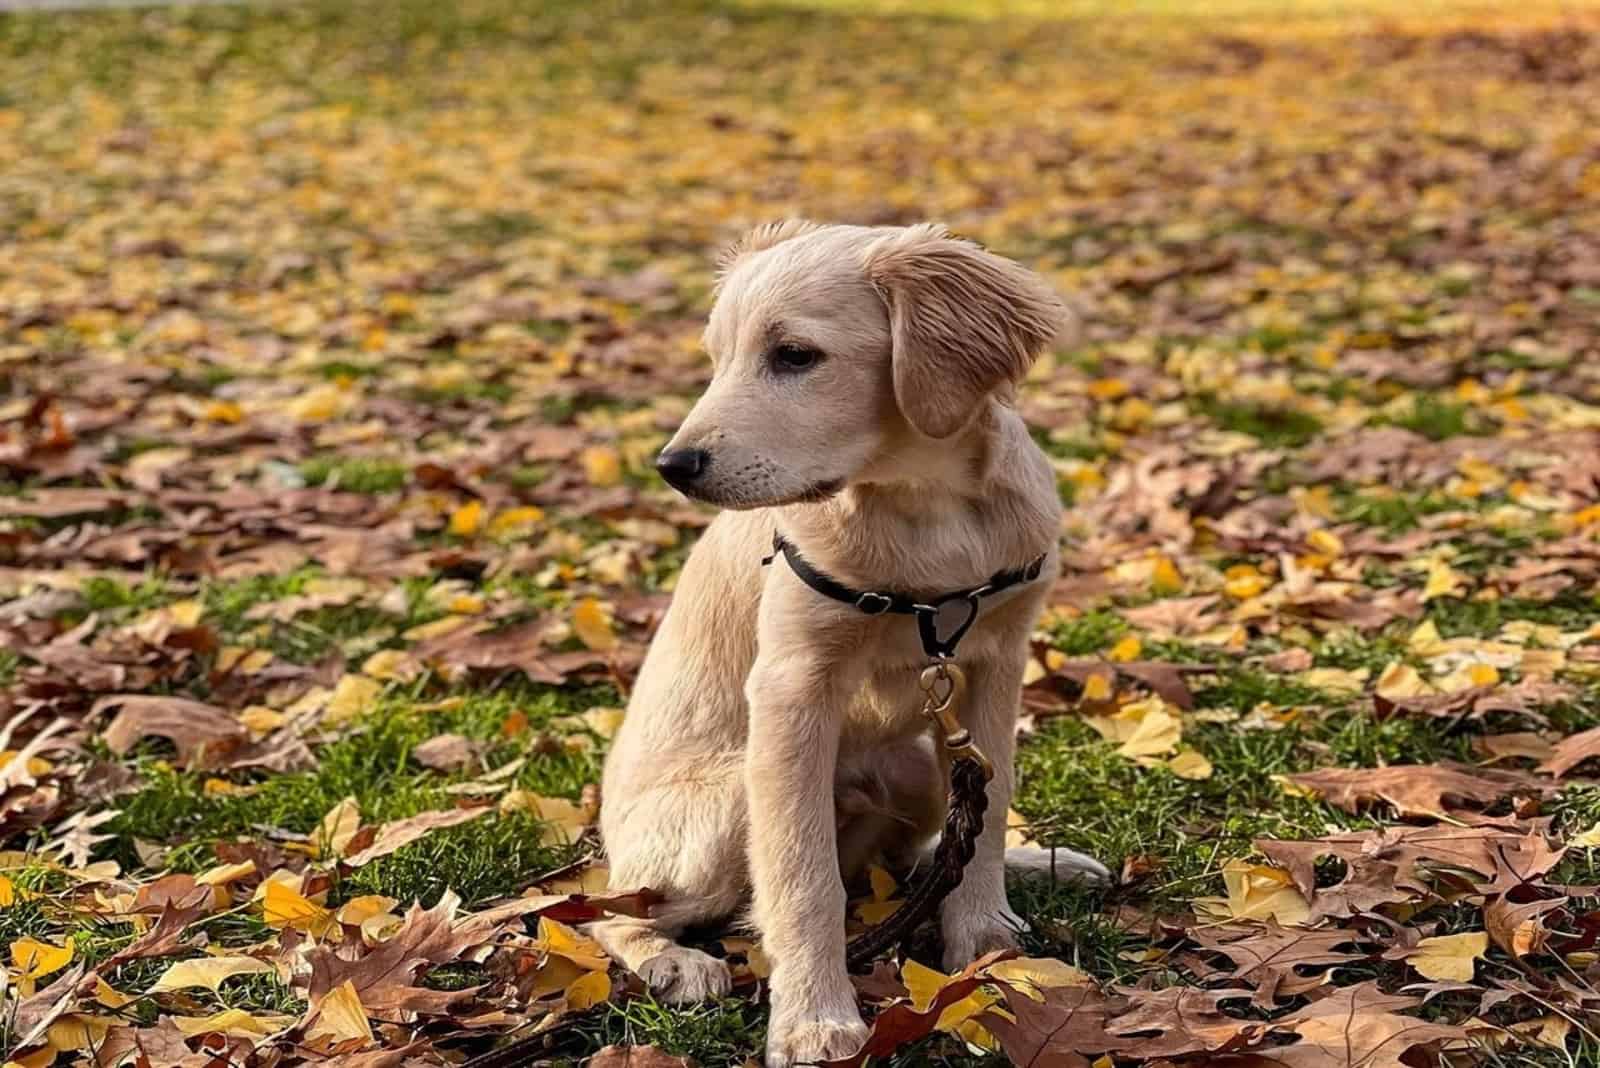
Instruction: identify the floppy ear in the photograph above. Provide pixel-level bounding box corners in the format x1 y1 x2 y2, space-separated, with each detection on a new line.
865 224 1070 439
715 219 823 290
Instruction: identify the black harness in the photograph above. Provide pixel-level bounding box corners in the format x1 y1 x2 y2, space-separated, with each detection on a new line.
762 531 1048 659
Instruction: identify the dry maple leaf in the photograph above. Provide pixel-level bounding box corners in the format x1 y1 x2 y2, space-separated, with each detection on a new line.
980 982 1123 1068
1484 896 1563 958
587 1046 695 1068
412 733 486 772
1251 983 1464 1068
344 804 492 867
304 891 482 1020
820 950 1015 1068
1190 922 1374 1007
95 694 250 769
1285 761 1555 819
1540 724 1600 778
1104 985 1265 1058
1256 822 1565 921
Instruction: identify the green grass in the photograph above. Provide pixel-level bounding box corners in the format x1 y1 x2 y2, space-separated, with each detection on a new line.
1377 396 1487 441
1197 397 1324 448
108 679 613 907
298 455 411 493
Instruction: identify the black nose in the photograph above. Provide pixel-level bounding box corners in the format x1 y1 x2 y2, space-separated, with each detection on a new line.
655 448 709 490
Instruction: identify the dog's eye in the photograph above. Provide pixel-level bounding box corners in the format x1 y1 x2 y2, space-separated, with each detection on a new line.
769 343 821 373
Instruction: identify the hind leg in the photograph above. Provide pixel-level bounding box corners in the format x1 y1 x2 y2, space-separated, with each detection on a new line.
593 755 747 1004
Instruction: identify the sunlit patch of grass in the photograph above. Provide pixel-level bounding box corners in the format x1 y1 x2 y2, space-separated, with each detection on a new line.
298 454 410 493
1331 487 1460 532
573 996 768 1066
108 679 614 906
79 575 173 617
1377 395 1488 441
1046 609 1128 656
1425 590 1600 638
1196 397 1324 448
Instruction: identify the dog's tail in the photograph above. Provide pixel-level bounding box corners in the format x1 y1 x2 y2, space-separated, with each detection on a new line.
1004 844 1112 886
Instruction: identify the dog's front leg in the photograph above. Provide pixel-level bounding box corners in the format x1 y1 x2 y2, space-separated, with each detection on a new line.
745 650 867 1068
939 651 1027 970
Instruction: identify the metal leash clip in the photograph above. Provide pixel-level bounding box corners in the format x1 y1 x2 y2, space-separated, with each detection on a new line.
918 660 993 781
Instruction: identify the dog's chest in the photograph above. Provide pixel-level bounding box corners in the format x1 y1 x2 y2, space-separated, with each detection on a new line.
840 597 1020 745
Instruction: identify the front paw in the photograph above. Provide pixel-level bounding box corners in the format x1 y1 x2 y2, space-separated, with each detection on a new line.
941 905 1028 972
765 1011 868 1068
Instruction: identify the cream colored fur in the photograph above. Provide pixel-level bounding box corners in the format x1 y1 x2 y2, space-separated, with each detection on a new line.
593 221 1108 1067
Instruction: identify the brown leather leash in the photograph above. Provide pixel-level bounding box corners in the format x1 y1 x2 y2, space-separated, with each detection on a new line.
845 660 992 970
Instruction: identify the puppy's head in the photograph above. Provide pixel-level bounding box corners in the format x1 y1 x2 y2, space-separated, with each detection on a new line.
656 220 1070 508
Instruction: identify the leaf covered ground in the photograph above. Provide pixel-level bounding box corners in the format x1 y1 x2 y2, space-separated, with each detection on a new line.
3 0 1600 1064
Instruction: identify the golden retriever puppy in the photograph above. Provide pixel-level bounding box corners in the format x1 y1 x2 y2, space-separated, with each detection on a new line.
592 221 1108 1067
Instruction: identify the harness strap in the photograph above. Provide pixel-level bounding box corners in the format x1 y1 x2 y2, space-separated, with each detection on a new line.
761 531 1047 659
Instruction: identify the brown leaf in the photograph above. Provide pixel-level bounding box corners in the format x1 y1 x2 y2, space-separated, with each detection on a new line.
1285 761 1555 819
412 733 485 772
821 951 1014 1068
1104 985 1263 1058
1541 724 1600 778
96 694 249 769
1190 922 1373 1007
344 804 492 867
588 1045 696 1068
982 982 1122 1068
1257 822 1565 921
1252 983 1464 1068
1485 896 1562 958
305 891 481 1019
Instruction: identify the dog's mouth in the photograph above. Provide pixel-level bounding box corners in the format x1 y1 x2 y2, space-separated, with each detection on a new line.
691 477 845 511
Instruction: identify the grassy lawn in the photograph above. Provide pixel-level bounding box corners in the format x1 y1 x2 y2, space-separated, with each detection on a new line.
2 0 1599 1065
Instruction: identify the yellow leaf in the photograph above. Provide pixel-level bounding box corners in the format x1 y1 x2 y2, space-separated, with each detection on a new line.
1306 529 1344 556
1572 821 1600 848
1107 635 1141 662
1081 671 1114 702
572 597 617 652
361 648 418 681
285 384 354 424
1150 556 1184 595
314 797 362 858
868 865 897 903
307 979 373 1048
582 706 626 738
1410 931 1488 982
449 500 484 538
1166 748 1214 780
500 791 595 845
565 968 612 1009
150 955 274 994
335 895 398 927
1223 567 1270 599
489 506 545 538
985 957 1091 999
0 876 13 908
203 399 244 424
323 674 382 727
581 445 622 487
11 938 72 980
47 1014 118 1053
1422 559 1468 602
173 1008 295 1038
1194 859 1308 926
1376 662 1434 701
535 917 611 971
901 959 1001 1036
195 860 256 887
262 881 338 939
